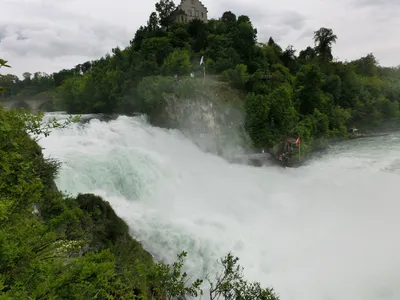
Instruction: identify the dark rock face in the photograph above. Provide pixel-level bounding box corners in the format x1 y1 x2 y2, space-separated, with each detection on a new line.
74 193 153 263
76 193 130 246
79 114 121 124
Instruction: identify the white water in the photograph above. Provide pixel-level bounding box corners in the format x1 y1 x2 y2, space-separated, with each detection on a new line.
39 114 400 300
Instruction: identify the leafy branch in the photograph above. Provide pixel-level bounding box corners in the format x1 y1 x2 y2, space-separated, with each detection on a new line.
208 252 279 300
0 58 11 92
136 250 279 300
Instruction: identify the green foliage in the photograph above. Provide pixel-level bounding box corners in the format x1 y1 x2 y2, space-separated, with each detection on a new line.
0 109 276 299
22 110 80 137
137 251 203 299
0 59 11 69
208 252 279 300
76 193 130 247
162 48 191 75
1 69 278 297
155 0 176 29
244 84 297 148
136 75 174 116
2 3 400 159
1 58 287 300
141 37 174 66
267 84 298 138
222 64 250 90
0 59 11 93
244 93 272 148
313 28 337 62
295 64 325 115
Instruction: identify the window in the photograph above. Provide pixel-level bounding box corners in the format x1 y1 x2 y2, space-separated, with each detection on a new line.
195 10 199 17
189 10 192 16
201 12 204 18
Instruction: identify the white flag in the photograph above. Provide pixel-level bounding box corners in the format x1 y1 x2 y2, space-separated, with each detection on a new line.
200 56 204 66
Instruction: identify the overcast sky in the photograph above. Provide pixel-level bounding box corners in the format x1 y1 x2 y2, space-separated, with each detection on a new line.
1 0 399 77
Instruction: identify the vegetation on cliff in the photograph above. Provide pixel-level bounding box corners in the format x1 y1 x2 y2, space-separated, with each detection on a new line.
1 1 400 153
1 60 279 299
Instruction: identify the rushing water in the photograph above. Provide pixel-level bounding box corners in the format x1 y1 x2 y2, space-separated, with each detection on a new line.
38 113 400 300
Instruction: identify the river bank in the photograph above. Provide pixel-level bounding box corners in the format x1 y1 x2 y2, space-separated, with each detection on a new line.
42 111 398 169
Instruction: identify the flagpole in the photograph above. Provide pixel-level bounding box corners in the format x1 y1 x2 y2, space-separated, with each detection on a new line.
298 141 300 165
296 136 300 165
200 56 205 84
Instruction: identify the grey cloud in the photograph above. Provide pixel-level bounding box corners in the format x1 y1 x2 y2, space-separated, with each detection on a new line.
1 22 129 59
295 28 314 42
0 0 131 61
279 11 306 30
246 9 307 32
16 34 28 41
255 11 307 44
2 0 400 76
256 26 288 43
354 0 400 6
207 0 307 42
0 26 6 41
349 0 400 22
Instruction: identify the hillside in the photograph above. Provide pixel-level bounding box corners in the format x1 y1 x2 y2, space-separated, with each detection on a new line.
1 0 400 157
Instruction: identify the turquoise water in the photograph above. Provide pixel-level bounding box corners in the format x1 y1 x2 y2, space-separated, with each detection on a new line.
39 114 400 300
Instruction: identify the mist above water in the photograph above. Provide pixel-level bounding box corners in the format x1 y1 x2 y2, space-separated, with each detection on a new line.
39 113 400 300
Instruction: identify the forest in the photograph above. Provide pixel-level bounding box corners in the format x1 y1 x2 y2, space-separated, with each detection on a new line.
1 0 400 297
1 0 400 153
1 60 280 299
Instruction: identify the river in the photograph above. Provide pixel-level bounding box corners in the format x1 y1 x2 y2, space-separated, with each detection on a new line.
38 113 400 300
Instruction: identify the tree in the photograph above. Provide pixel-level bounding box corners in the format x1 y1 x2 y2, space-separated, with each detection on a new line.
169 23 191 48
81 61 92 73
22 72 32 81
131 25 149 50
136 75 174 117
282 45 296 60
281 45 299 72
0 59 11 93
155 0 176 29
53 69 75 87
3 5 400 160
162 49 191 76
137 251 203 299
313 27 337 62
208 252 279 300
187 19 208 52
237 15 251 24
223 64 250 90
221 11 237 23
295 64 325 116
232 17 257 63
140 37 174 66
268 84 298 138
352 53 378 77
298 46 316 62
148 11 160 31
244 93 273 148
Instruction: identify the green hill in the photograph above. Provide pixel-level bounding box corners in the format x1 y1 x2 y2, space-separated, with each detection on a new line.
1 1 400 156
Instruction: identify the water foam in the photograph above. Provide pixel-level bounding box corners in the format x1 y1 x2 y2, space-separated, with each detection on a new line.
38 114 400 300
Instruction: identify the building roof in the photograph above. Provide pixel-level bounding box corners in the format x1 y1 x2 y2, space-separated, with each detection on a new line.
197 0 208 12
179 0 208 13
170 8 187 17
